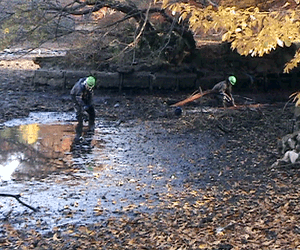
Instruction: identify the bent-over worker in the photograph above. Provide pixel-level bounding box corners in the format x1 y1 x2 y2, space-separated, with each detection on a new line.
70 76 96 130
211 75 236 107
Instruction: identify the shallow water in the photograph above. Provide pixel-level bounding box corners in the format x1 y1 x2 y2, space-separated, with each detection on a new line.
0 112 114 181
0 111 213 233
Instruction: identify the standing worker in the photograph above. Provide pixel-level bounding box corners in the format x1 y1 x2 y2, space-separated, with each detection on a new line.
71 76 96 131
211 75 236 107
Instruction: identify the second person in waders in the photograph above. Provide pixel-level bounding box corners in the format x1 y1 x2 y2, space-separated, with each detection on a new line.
211 75 236 107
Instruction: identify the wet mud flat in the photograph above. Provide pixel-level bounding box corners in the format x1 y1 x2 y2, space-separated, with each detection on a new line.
0 111 217 231
1 84 300 248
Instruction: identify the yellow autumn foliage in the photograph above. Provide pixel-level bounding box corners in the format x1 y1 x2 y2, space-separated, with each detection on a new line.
290 91 300 107
19 123 39 144
155 0 300 72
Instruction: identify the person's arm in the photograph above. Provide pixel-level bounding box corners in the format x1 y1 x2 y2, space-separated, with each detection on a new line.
225 84 236 106
70 79 86 106
229 93 235 106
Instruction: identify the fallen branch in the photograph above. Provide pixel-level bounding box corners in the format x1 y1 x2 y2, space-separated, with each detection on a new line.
173 93 267 110
171 88 234 107
219 103 266 110
0 193 38 212
171 90 212 107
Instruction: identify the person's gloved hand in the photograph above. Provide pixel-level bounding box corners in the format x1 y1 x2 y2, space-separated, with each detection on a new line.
83 105 90 111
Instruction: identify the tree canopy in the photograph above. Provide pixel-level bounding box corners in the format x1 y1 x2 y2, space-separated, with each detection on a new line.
0 0 196 67
1 0 300 72
157 0 300 72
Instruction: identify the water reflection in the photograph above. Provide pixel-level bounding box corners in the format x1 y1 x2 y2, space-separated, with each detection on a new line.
71 123 94 154
19 124 39 144
0 122 103 181
0 153 23 181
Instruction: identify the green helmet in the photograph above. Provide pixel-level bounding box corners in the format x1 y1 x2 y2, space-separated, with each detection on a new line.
86 76 96 89
228 76 236 85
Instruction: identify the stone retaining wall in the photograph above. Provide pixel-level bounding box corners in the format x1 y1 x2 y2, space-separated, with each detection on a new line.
32 66 300 93
32 41 300 92
32 69 200 90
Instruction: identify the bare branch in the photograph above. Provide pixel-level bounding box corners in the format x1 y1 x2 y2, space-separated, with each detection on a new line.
0 193 38 212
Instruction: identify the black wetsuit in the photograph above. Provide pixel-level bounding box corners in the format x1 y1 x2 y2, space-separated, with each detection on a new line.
70 77 95 127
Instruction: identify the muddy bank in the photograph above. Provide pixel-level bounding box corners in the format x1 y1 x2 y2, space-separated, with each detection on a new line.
0 66 299 249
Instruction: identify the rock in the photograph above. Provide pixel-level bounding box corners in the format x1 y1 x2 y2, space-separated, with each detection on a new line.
282 150 299 164
287 138 297 150
174 107 182 116
279 131 300 154
296 133 300 143
272 150 300 168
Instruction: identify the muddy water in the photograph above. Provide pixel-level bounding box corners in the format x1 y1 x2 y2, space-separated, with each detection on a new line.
0 112 113 181
0 112 214 233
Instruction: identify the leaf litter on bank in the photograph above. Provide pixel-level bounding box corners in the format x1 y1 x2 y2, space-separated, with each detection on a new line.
2 177 300 249
1 102 299 249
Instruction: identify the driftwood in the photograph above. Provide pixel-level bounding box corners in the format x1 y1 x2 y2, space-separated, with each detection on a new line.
171 87 266 110
171 90 212 107
0 193 38 212
171 89 235 107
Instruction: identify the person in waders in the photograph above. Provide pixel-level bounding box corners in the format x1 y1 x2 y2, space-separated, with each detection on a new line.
171 75 237 108
211 75 236 107
70 76 96 141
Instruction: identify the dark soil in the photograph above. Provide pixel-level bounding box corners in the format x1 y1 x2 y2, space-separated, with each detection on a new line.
1 64 300 249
